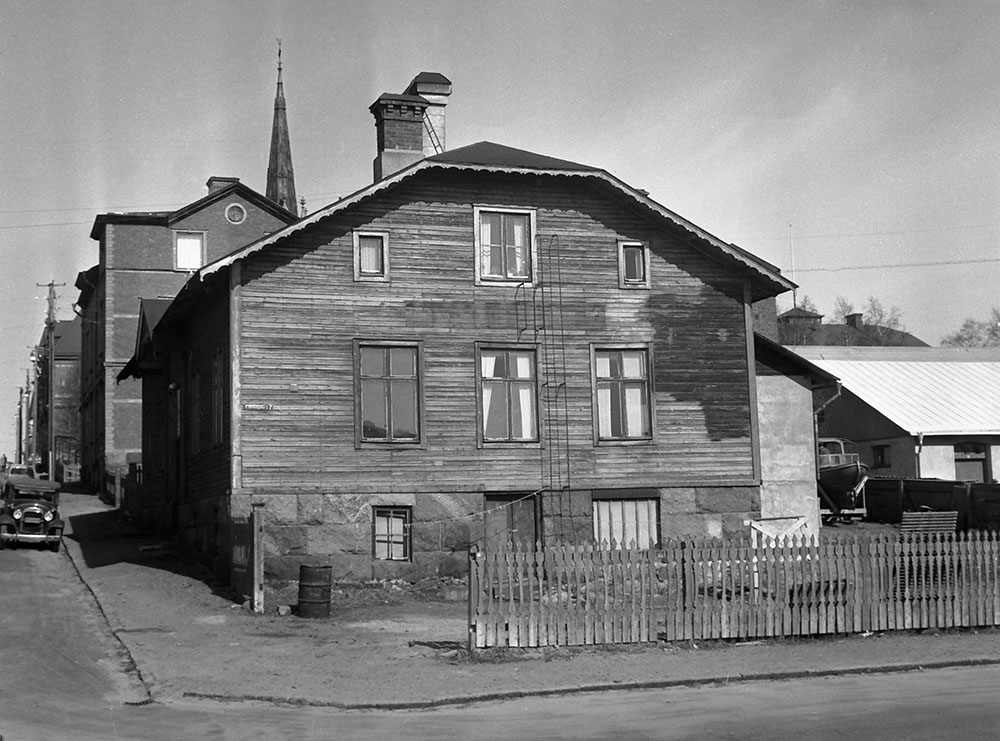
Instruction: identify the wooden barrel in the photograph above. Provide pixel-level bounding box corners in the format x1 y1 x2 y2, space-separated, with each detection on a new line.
297 564 332 618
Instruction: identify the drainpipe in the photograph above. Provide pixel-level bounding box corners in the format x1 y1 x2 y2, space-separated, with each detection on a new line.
915 432 924 478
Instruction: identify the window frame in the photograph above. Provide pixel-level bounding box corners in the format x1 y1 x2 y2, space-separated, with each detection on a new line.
872 444 890 469
590 344 655 445
618 240 651 289
353 230 390 283
173 230 206 272
224 203 247 225
592 495 660 550
475 344 541 447
354 340 424 447
372 506 412 561
473 205 538 286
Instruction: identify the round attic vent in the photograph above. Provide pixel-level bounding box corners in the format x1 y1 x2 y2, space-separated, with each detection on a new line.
225 203 247 224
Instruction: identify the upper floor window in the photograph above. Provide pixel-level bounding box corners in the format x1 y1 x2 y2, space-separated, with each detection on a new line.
225 203 247 225
474 206 536 284
618 241 650 289
479 347 538 443
357 342 421 444
593 347 653 442
174 231 206 271
354 231 389 282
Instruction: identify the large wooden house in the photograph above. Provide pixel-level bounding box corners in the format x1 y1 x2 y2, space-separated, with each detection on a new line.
122 76 798 583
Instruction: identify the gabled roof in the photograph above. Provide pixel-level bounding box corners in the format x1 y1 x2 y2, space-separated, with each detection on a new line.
195 141 793 299
90 179 297 241
53 318 81 359
754 333 838 386
778 306 823 319
117 298 173 382
790 346 1000 436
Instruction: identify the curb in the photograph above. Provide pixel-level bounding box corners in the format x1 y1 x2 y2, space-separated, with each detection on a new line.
181 656 1000 710
61 532 155 706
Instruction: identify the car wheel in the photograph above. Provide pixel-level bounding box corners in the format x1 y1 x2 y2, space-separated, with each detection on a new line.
0 536 5 550
50 539 61 553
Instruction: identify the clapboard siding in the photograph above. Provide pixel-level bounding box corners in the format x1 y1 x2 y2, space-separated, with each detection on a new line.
224 171 753 493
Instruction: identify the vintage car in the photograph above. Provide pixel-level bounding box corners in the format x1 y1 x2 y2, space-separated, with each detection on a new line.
0 469 62 551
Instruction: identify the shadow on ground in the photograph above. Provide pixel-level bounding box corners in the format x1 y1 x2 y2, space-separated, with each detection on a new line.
65 503 241 604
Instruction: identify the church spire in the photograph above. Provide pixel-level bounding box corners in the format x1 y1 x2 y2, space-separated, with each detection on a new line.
266 40 297 213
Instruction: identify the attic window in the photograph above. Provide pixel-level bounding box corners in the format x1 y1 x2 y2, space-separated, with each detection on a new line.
354 231 390 282
618 241 650 288
174 232 206 272
225 203 247 224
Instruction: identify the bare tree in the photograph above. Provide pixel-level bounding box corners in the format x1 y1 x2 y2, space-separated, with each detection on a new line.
941 308 1000 347
832 296 854 323
862 296 905 346
798 294 818 313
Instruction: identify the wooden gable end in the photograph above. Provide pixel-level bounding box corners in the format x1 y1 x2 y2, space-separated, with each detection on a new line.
233 169 756 493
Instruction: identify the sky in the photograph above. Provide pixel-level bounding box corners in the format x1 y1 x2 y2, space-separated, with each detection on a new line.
1 0 998 456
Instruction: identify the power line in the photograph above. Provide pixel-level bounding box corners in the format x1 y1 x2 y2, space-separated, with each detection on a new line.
795 256 999 274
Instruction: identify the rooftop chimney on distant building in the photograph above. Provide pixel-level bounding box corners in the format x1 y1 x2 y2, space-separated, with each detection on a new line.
370 72 451 181
845 313 863 329
266 41 297 212
206 176 240 195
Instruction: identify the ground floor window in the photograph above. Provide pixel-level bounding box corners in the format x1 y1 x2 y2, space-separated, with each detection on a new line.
593 498 659 549
373 506 411 561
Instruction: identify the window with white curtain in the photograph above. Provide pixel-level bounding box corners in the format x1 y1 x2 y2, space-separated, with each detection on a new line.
480 348 537 442
474 206 536 283
353 231 389 282
174 232 205 271
594 348 652 441
593 498 659 549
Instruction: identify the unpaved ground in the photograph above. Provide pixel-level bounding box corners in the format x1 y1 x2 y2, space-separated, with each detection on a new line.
60 491 1000 708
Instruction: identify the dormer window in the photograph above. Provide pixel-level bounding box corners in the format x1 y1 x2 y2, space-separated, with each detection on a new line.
174 231 206 271
474 206 536 284
618 241 650 288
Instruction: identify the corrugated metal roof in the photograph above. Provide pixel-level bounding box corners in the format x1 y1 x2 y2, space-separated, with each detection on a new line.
791 346 1000 435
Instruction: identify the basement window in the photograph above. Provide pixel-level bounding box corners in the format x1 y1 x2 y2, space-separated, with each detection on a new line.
373 506 411 561
592 497 659 549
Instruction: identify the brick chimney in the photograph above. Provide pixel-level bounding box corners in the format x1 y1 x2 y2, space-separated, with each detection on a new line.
206 176 240 194
370 72 451 181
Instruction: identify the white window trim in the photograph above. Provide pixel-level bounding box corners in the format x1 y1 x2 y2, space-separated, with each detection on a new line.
372 506 412 561
225 203 247 225
618 240 651 289
353 230 390 282
473 205 538 286
173 231 206 272
590 343 656 445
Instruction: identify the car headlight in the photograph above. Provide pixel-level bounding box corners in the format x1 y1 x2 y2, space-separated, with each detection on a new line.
12 509 22 519
44 511 54 522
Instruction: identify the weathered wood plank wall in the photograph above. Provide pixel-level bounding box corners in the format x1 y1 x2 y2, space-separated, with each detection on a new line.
233 170 755 494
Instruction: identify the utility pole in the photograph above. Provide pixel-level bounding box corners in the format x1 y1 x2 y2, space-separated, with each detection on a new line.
38 281 64 481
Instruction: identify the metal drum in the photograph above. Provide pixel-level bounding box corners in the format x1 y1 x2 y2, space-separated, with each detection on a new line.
297 564 332 618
